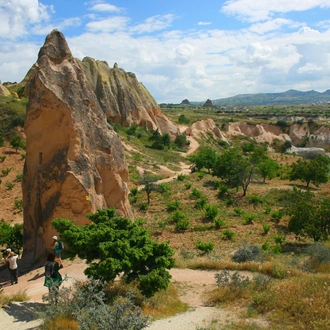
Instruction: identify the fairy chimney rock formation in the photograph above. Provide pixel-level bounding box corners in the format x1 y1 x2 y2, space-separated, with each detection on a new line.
203 99 213 108
78 57 179 137
23 30 132 263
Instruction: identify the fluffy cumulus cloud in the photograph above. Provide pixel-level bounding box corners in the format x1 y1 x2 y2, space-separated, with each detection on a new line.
1 0 330 102
0 0 53 38
222 0 330 22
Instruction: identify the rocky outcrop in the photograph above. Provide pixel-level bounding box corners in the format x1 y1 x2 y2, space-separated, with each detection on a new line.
0 82 10 96
78 58 179 137
22 30 132 263
287 146 328 159
181 99 191 105
203 99 213 108
186 119 228 143
227 121 290 144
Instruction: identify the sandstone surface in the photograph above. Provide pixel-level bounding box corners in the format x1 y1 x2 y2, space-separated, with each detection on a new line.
0 82 10 96
22 30 132 263
186 118 228 143
78 58 179 137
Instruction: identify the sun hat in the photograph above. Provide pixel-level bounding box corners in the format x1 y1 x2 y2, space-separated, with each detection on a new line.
52 236 58 240
6 248 11 252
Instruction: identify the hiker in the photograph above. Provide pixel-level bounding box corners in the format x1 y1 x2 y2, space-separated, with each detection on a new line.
5 248 18 285
44 253 63 299
51 235 63 267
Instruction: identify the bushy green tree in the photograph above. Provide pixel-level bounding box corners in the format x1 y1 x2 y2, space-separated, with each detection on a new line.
257 157 280 182
0 221 23 254
287 190 330 241
10 135 25 153
188 146 217 173
174 134 187 148
289 156 330 188
52 208 175 297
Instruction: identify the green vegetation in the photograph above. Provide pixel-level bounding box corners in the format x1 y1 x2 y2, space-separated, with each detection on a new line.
51 208 175 298
0 221 23 254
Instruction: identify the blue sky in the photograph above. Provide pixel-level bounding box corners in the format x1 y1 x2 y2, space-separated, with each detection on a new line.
1 0 330 103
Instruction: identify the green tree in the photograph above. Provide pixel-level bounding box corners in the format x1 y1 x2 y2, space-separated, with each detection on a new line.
10 135 25 153
188 146 217 173
52 208 175 298
213 147 258 196
178 114 190 124
174 134 187 148
288 192 330 241
290 156 330 188
257 157 280 183
148 129 170 150
0 221 23 254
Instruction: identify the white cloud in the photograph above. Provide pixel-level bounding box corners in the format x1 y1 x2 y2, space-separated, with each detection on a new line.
89 3 121 13
222 0 330 22
129 14 175 34
297 26 320 34
297 62 322 73
249 18 301 34
0 0 53 38
198 21 212 26
86 16 130 32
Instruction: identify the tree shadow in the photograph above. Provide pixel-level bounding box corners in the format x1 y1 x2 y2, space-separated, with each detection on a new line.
2 301 45 324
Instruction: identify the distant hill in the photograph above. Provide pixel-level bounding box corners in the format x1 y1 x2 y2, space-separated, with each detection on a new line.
190 89 330 106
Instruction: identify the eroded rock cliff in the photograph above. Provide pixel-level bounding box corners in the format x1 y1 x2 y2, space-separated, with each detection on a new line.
78 58 179 137
22 30 132 263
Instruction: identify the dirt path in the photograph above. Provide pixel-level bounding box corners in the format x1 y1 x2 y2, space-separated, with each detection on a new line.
0 263 268 330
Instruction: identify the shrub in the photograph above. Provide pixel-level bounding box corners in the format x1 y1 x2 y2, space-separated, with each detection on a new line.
130 187 138 196
215 269 251 289
41 279 149 330
217 184 228 198
242 213 256 225
167 200 180 212
196 241 214 254
171 210 185 223
194 197 208 210
247 195 264 209
139 203 149 211
214 218 226 229
233 207 244 216
15 173 23 181
223 230 234 240
2 168 11 176
175 219 190 231
191 188 202 199
231 244 261 263
0 155 6 162
274 234 286 245
271 209 284 221
205 205 219 220
262 223 271 235
14 199 23 211
177 174 186 181
304 243 330 271
184 183 192 189
6 183 14 190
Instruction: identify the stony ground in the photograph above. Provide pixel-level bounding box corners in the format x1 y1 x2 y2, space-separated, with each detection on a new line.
0 258 268 330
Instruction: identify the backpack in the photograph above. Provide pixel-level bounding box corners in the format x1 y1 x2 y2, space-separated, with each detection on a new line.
45 261 54 277
59 241 65 250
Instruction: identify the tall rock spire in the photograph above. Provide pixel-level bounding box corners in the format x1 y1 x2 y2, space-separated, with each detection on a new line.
22 30 132 263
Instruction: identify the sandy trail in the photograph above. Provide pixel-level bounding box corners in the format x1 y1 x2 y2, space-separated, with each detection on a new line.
0 262 268 330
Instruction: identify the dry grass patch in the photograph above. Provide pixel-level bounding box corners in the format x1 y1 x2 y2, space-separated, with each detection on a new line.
0 289 29 306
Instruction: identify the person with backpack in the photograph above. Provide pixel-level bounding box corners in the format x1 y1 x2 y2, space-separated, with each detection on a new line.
5 248 18 285
51 235 63 267
44 252 63 297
